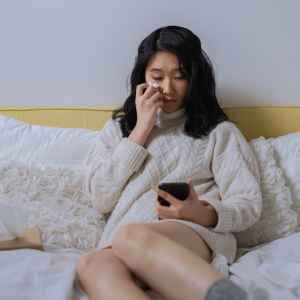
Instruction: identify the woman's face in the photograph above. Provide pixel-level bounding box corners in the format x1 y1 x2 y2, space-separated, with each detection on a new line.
145 52 189 113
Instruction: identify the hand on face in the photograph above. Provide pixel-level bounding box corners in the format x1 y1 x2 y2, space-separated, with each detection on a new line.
134 82 164 134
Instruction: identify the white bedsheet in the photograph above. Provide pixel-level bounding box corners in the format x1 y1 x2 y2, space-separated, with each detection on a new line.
1 233 299 300
0 244 87 300
230 232 300 300
0 244 164 300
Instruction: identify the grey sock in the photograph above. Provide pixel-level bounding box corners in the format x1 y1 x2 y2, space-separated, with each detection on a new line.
205 278 248 300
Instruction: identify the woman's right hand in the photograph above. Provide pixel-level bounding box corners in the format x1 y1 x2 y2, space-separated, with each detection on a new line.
135 83 164 134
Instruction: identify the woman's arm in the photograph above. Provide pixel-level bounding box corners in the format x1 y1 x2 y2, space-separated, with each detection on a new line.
85 83 164 214
84 119 149 213
152 123 262 231
200 123 262 233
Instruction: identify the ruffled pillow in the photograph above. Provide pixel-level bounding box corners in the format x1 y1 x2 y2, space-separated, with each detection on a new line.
266 132 300 228
0 160 106 252
234 137 298 248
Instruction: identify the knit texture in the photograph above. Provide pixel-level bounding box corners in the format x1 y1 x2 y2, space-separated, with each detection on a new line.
84 108 262 264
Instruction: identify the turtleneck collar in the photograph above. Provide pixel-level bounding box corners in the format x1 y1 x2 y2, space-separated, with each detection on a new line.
154 107 186 128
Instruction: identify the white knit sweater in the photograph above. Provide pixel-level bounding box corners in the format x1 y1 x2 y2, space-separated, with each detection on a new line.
84 108 262 264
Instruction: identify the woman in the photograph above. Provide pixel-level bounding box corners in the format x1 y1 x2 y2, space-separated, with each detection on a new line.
76 25 261 300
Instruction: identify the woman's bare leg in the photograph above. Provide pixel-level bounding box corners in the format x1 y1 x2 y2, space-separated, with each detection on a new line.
112 222 225 300
76 248 151 300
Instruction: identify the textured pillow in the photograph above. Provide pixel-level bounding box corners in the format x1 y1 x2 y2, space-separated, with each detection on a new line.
234 137 298 248
0 160 106 251
0 115 98 165
266 132 300 229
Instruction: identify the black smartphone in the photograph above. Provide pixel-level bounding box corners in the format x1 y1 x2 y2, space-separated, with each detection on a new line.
157 182 189 220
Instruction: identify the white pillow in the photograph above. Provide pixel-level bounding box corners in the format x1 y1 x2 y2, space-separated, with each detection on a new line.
0 160 106 251
234 137 298 248
0 115 98 165
266 132 300 227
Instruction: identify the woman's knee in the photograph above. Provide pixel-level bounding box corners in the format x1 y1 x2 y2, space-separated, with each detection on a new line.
112 223 158 258
76 249 114 280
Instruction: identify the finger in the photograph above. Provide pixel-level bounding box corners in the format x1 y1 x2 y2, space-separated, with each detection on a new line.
154 195 172 209
149 90 164 104
156 205 178 219
154 197 171 215
143 86 159 99
154 196 183 220
154 196 161 210
154 100 164 109
186 178 197 197
154 196 167 217
154 198 171 218
142 90 164 109
151 185 181 206
136 83 150 97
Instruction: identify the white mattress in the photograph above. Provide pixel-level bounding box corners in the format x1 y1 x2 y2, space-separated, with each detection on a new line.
1 232 300 300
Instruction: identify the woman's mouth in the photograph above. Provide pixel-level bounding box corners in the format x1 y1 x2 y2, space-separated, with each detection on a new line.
163 99 176 104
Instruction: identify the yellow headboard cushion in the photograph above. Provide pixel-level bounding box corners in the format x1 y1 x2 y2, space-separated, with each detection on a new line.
0 106 299 142
223 106 300 141
0 106 115 133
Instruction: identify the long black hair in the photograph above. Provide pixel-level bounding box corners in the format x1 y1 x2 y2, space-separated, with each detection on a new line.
112 25 229 138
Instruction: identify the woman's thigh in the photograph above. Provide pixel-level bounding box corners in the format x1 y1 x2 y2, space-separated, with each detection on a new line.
137 221 212 263
111 221 217 297
131 221 213 290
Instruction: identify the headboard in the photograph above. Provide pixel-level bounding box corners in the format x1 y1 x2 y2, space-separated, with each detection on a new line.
1 106 299 142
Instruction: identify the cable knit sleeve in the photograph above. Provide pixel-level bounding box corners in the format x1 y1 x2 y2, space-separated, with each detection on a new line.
84 119 149 213
201 122 262 233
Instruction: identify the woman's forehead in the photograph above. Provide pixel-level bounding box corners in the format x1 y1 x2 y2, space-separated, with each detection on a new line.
146 52 184 72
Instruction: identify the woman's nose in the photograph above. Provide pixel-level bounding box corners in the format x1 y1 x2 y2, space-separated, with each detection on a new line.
161 79 174 95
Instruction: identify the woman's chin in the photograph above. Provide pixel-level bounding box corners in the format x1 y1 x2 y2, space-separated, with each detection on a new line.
162 108 172 113
162 106 181 113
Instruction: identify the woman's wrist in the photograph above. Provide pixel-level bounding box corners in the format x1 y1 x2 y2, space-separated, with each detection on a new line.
128 126 150 147
204 204 218 227
190 201 219 228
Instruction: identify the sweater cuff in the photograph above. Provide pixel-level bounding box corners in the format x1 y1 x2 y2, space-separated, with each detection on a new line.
113 138 149 172
200 197 233 233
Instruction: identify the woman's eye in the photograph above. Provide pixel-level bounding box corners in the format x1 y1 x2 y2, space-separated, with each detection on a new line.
152 77 184 80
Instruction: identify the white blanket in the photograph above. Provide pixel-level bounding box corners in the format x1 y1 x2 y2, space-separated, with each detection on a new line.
230 232 300 300
0 245 85 300
0 244 164 300
1 233 300 300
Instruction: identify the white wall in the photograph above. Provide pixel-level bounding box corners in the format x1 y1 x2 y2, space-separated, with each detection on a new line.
0 0 299 106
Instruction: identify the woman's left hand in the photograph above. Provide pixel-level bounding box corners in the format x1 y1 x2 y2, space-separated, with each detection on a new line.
152 178 218 227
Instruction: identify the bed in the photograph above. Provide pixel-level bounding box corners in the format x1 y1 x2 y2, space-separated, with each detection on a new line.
0 106 300 300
